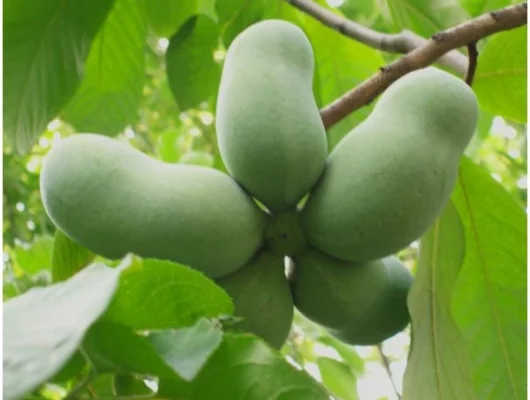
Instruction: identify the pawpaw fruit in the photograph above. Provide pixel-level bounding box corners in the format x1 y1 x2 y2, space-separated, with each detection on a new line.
216 250 294 349
328 256 413 345
40 134 266 278
300 67 478 263
216 19 327 213
289 247 412 345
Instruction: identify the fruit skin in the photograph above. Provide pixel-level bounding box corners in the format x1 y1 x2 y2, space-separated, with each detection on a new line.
300 67 478 263
40 133 266 279
216 250 294 349
289 247 412 345
216 19 328 213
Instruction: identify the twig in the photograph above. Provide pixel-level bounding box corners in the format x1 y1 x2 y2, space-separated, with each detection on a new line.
64 368 97 399
319 3 527 130
465 42 479 86
377 343 402 400
286 0 467 75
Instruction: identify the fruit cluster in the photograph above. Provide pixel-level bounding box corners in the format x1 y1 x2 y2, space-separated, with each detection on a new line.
40 20 478 349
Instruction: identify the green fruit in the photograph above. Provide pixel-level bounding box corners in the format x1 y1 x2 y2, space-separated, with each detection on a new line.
301 67 478 263
216 250 293 349
216 19 328 213
40 134 266 279
290 247 412 345
264 212 307 256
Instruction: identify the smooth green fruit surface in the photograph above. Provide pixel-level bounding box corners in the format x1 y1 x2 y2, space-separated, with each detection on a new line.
216 19 327 213
328 256 413 345
40 134 266 279
301 67 478 263
216 250 294 349
290 247 412 345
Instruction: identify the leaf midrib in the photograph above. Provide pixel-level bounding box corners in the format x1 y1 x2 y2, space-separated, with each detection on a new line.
458 170 520 399
13 4 64 153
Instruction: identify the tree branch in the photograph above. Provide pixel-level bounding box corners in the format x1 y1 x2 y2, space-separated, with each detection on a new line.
319 3 527 130
286 0 468 75
465 42 479 86
377 344 402 400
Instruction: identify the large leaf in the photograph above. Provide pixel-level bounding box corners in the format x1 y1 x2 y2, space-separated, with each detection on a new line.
113 374 153 396
149 318 223 381
382 0 468 36
3 260 126 400
216 0 267 46
84 319 222 381
103 258 233 329
3 0 115 154
49 352 87 384
83 321 181 378
316 335 365 375
451 157 527 398
158 334 329 399
146 0 217 38
403 201 476 399
473 26 527 123
61 0 147 135
460 0 515 17
51 229 95 282
13 235 54 275
317 357 360 400
166 15 220 111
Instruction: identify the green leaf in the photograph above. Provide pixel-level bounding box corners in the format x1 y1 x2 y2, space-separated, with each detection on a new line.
79 374 116 397
82 320 179 377
473 26 527 123
148 318 223 381
317 357 359 400
3 282 19 301
51 229 95 283
3 261 124 400
13 235 54 275
113 374 153 396
382 0 468 36
166 15 221 111
84 318 221 382
403 200 475 399
316 335 365 375
451 157 527 398
465 108 495 157
103 258 234 330
216 0 267 46
145 0 217 38
61 0 147 135
3 0 115 154
459 0 513 17
180 151 215 167
158 128 182 162
158 334 329 399
49 352 87 384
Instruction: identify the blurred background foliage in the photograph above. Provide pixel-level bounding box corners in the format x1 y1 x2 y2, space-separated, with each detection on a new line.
3 0 526 398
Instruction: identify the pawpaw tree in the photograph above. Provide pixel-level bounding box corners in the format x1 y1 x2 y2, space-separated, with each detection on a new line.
3 1 527 400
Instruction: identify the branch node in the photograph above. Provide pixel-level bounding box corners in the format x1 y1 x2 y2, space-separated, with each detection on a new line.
490 10 502 21
286 0 468 74
336 21 347 34
318 2 527 130
431 31 448 42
